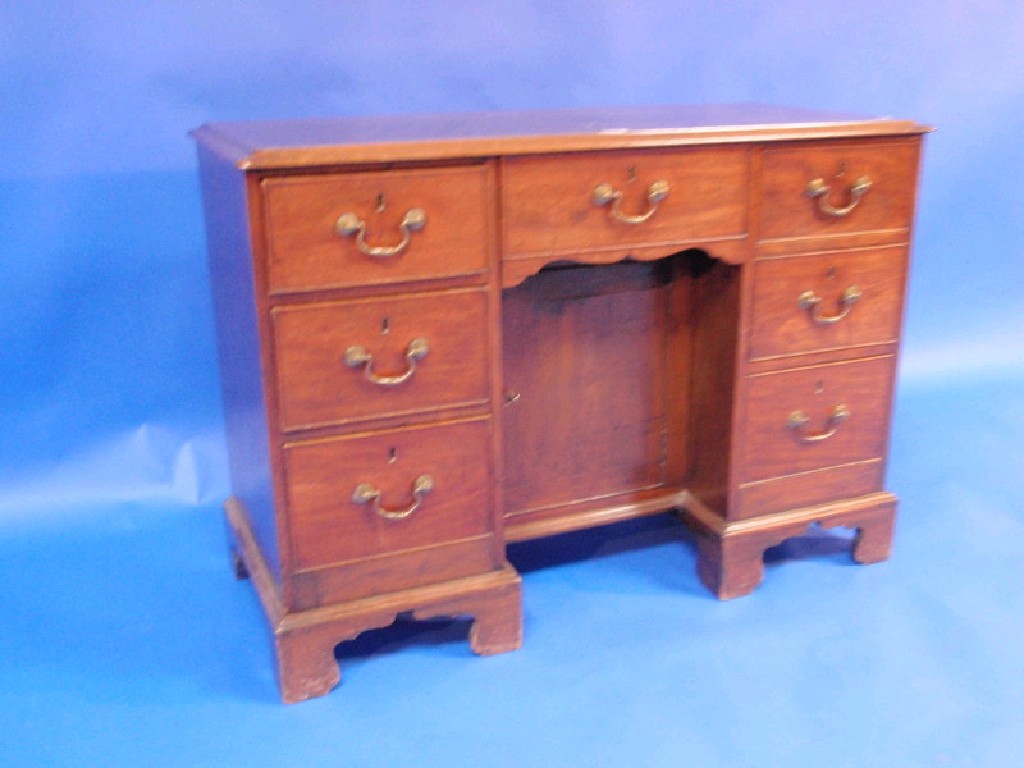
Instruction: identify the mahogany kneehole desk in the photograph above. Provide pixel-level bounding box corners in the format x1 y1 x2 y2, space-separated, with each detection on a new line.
192 105 929 703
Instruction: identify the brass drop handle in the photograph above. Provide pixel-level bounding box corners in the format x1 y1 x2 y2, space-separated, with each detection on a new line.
352 474 435 520
344 337 429 386
593 180 669 224
787 404 850 443
798 285 862 324
335 208 426 257
805 176 872 218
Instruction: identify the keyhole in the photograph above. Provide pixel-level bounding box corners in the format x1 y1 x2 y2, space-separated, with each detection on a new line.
814 380 825 394
388 447 398 464
836 161 847 178
376 192 386 212
626 165 637 183
381 316 390 335
826 266 837 280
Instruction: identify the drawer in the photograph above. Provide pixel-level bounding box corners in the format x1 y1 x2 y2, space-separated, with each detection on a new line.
741 356 895 483
285 418 493 570
272 289 490 431
502 147 748 258
759 141 919 242
749 246 907 360
262 164 493 293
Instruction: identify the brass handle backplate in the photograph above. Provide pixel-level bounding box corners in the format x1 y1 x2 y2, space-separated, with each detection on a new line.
593 180 669 224
336 208 426 257
805 176 872 218
344 337 429 386
352 474 435 520
787 404 850 443
798 285 862 324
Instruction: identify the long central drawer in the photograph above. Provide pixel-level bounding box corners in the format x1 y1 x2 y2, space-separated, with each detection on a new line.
502 147 748 258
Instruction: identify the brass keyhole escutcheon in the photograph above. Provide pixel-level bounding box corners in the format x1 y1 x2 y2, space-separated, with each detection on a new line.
376 192 386 212
388 447 398 464
381 316 390 335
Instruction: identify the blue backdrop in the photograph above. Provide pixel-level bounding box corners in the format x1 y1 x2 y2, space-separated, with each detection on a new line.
2 2 1022 766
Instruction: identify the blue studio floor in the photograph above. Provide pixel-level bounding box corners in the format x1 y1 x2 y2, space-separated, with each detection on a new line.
1 370 1022 767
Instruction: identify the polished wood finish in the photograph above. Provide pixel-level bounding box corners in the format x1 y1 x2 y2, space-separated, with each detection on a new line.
502 261 674 519
285 417 494 569
272 288 490 430
226 496 521 704
194 105 927 702
759 139 919 243
503 147 748 258
262 164 492 294
735 459 886 521
749 245 907 361
194 104 925 169
691 494 897 599
741 355 896 482
196 148 283 578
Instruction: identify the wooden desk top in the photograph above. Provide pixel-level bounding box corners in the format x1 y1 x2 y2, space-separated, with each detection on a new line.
192 103 931 170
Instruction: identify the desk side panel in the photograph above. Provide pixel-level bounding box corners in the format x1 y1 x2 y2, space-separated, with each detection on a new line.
196 146 281 580
687 258 742 515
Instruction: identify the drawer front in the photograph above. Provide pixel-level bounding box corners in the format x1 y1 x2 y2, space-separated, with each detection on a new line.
759 141 919 242
272 289 490 431
286 418 493 570
741 356 895 483
262 164 492 293
502 147 748 258
749 246 907 360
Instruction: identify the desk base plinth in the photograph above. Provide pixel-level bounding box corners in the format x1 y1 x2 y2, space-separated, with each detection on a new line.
225 498 522 704
684 493 897 599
